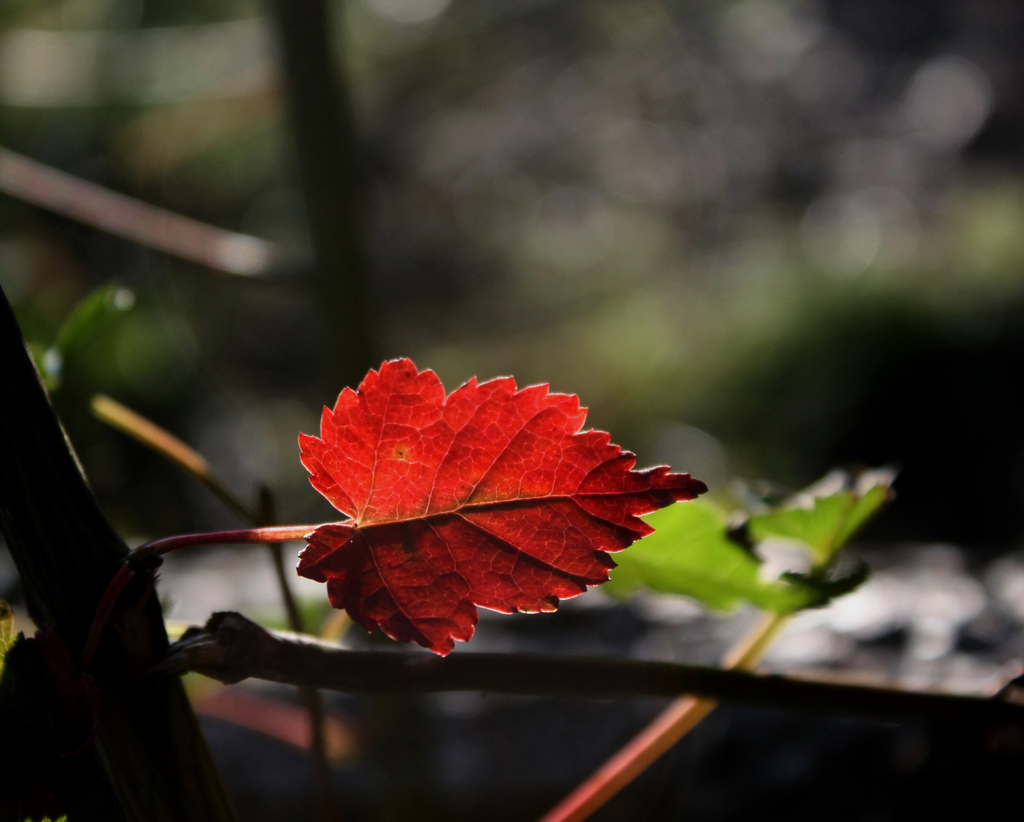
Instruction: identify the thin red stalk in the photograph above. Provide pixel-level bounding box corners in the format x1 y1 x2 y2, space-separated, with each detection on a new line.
79 524 323 671
541 696 716 822
143 525 321 556
537 613 788 822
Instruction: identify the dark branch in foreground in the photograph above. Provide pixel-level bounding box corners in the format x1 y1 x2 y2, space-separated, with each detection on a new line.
159 612 1024 726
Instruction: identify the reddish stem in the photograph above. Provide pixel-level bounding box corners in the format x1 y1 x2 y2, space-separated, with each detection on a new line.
537 613 788 822
79 524 324 670
142 525 322 557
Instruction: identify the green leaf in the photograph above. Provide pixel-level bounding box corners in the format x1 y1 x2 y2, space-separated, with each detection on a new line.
607 501 829 613
746 468 895 565
607 468 893 614
35 285 135 390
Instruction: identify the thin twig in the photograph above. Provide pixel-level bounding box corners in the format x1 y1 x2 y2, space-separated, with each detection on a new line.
0 146 275 276
256 487 339 822
257 487 306 634
92 395 253 523
319 609 352 642
153 612 1024 726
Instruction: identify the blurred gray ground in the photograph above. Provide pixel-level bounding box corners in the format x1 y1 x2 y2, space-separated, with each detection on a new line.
7 533 1018 818
109 538 1024 820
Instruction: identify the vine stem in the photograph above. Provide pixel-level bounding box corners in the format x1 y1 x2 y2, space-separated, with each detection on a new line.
79 525 322 671
537 612 790 822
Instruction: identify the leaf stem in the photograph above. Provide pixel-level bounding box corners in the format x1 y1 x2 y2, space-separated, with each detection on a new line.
141 525 320 556
536 612 789 822
722 611 791 669
79 525 320 671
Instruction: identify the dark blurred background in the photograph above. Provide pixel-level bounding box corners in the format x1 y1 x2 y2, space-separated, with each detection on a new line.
3 0 1024 820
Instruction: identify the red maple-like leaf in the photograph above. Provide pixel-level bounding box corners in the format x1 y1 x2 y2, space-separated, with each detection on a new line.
297 359 706 655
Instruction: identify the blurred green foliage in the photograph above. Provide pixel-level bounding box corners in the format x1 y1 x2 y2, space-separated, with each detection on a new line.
27 283 135 390
1 0 1023 559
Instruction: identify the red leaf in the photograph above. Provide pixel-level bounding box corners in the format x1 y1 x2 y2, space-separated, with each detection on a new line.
298 359 706 655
